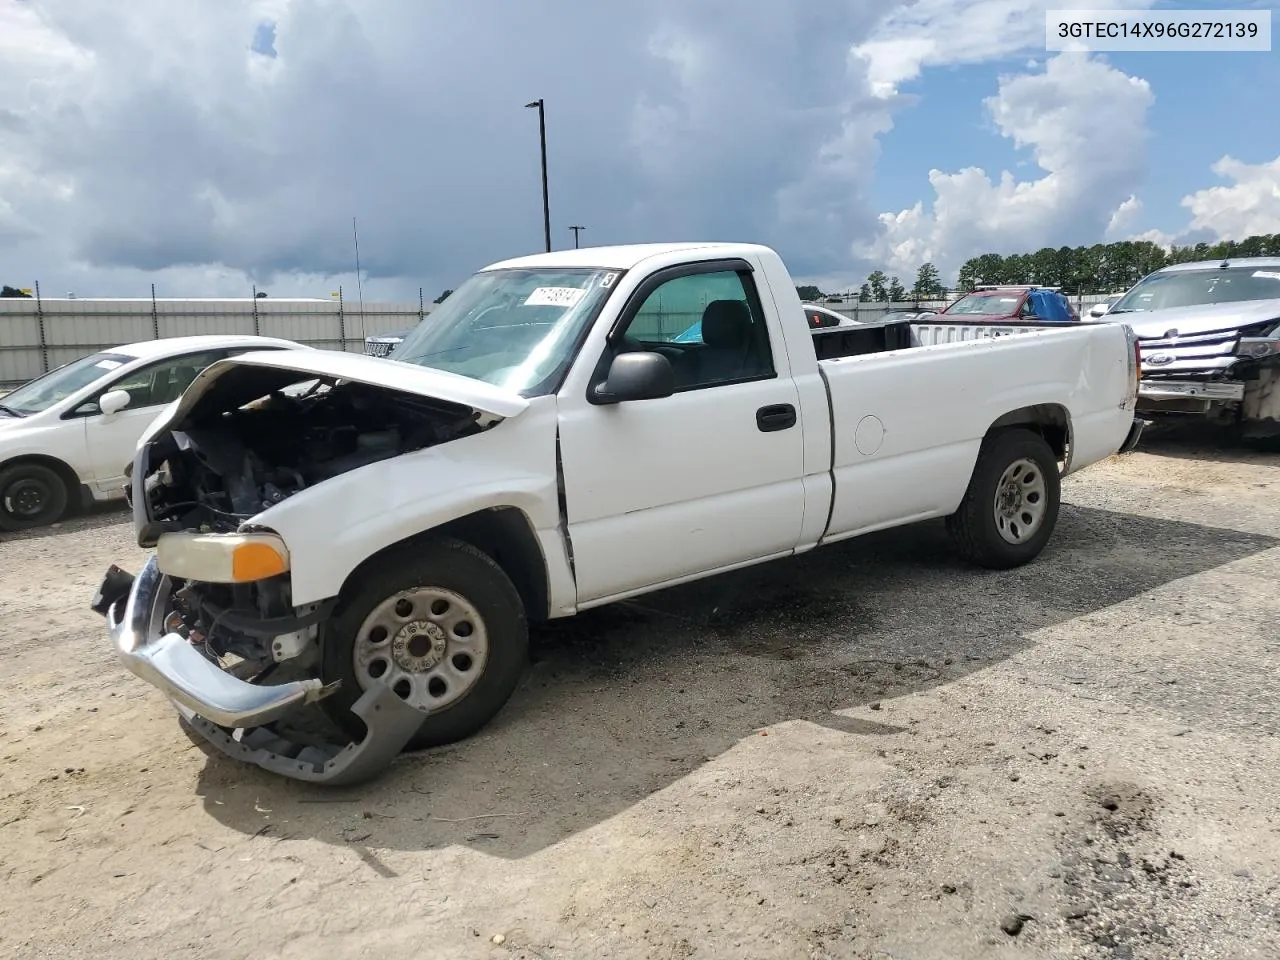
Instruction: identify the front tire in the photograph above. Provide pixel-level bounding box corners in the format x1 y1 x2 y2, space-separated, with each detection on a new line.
946 428 1061 570
0 462 70 532
320 537 528 751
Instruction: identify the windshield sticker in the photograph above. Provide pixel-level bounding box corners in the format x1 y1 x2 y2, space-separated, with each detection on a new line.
600 272 618 288
95 359 123 370
524 286 586 307
1252 271 1280 281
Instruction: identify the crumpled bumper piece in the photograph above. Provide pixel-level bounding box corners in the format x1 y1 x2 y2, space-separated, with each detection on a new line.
175 682 428 786
103 556 428 785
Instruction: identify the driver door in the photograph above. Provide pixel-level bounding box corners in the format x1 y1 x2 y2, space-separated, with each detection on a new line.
75 349 229 493
556 260 807 605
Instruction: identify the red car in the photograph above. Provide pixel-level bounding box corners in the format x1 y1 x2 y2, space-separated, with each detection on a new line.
936 285 1079 323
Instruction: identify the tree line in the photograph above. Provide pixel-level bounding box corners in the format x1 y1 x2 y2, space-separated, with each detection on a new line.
956 233 1280 295
798 231 1280 304
797 262 947 304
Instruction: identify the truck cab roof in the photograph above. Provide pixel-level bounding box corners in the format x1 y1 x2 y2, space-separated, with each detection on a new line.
483 243 775 272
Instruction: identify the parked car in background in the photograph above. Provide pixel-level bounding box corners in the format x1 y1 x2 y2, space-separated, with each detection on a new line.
938 285 1079 323
882 309 941 323
364 330 413 357
1104 258 1280 433
1087 294 1124 319
802 303 855 328
96 241 1141 785
0 335 306 531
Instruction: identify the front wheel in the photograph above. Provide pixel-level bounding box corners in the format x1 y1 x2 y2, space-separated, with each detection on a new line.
320 537 528 751
946 428 1061 570
0 462 70 532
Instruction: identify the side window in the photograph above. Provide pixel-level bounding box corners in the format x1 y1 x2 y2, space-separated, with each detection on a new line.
92 350 228 412
619 270 775 390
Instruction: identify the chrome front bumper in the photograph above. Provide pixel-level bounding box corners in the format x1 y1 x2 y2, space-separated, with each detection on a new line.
105 556 331 728
97 556 431 785
1138 379 1245 402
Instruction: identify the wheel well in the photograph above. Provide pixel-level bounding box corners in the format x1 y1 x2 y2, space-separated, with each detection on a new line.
986 404 1071 463
0 454 83 501
339 507 551 622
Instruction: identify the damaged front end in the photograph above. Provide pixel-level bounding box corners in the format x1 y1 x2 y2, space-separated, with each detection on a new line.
96 554 428 784
93 350 523 784
1136 319 1280 434
132 362 493 544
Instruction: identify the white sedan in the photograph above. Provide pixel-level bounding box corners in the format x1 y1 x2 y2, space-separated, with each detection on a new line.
0 334 306 531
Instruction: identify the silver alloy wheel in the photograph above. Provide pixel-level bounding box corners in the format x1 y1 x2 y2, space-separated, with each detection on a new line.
992 456 1047 544
352 586 489 711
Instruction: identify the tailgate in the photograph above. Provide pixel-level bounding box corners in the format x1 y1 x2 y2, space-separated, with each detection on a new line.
911 319 1078 347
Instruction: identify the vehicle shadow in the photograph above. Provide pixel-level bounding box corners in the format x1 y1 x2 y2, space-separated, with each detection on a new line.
192 504 1276 860
1136 419 1280 465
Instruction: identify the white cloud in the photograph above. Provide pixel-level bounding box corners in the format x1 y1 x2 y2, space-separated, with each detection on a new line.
1096 153 1280 252
2 0 1176 298
862 52 1154 280
0 1 900 297
1105 195 1142 240
853 0 1155 97
1179 154 1280 241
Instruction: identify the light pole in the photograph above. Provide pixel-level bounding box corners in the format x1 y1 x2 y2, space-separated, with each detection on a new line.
525 99 551 253
569 225 585 249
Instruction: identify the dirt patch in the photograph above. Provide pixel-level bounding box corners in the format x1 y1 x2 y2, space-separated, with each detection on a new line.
2 444 1280 959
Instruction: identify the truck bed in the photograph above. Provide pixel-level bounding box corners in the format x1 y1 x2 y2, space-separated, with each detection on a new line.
810 315 1080 360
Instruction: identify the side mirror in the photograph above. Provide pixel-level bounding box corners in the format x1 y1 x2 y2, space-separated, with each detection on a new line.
592 351 674 405
99 389 131 416
1089 303 1111 318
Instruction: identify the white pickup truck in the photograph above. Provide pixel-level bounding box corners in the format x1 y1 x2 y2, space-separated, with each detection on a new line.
94 242 1144 784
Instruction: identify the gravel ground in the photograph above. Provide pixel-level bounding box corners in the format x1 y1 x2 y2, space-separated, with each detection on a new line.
1 424 1278 960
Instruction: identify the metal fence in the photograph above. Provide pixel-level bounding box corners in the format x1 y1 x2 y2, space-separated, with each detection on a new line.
0 290 428 386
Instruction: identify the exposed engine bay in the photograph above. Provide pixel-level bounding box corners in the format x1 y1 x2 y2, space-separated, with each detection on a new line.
131 367 494 672
138 369 487 537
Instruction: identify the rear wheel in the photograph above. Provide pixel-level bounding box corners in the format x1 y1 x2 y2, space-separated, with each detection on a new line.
946 428 1061 569
320 537 528 751
0 462 70 532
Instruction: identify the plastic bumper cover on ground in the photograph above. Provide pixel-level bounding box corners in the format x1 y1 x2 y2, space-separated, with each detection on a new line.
1118 416 1146 454
101 556 428 785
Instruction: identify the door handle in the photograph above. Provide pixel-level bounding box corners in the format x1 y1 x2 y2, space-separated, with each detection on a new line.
756 403 797 432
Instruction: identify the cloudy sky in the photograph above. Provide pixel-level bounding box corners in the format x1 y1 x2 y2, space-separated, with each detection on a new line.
2 0 1278 300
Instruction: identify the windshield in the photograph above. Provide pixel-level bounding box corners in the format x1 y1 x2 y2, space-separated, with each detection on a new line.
1 352 132 416
945 293 1022 315
391 266 621 396
1111 266 1280 313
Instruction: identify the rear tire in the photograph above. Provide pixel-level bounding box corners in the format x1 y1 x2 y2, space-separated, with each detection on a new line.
0 462 70 532
946 428 1061 570
320 537 528 751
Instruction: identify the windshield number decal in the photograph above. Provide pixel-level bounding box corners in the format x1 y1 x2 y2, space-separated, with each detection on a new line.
600 272 618 288
1252 271 1280 281
524 286 586 308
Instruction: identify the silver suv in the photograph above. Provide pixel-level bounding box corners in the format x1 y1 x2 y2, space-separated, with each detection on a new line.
1108 258 1280 433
